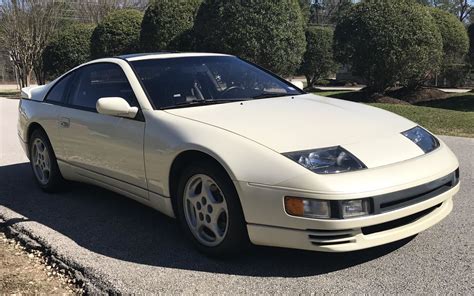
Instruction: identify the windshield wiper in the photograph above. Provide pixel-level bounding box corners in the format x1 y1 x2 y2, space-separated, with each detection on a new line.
161 99 245 109
251 92 292 99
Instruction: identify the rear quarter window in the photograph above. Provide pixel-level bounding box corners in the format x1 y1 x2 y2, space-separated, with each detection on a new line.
45 74 73 103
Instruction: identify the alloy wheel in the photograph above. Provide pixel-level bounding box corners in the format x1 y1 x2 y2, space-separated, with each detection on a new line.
183 174 229 247
31 138 51 185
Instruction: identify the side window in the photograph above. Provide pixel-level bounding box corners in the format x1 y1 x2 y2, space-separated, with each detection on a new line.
69 63 137 110
44 74 73 103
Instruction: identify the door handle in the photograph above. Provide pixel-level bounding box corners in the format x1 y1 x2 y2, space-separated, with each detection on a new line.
59 117 70 128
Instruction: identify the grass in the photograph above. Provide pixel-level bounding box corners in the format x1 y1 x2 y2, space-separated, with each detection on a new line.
416 92 474 112
0 90 20 99
369 103 474 138
315 91 474 138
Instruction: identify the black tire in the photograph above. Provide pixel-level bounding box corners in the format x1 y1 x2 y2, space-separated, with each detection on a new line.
29 128 66 192
176 160 249 257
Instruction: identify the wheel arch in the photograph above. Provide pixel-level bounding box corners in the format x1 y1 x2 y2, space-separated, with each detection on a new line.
168 150 238 215
25 122 47 158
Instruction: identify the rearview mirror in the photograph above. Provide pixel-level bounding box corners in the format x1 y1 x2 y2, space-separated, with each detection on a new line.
96 97 138 119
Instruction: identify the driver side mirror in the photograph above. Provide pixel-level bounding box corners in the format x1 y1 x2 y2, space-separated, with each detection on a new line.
96 97 138 119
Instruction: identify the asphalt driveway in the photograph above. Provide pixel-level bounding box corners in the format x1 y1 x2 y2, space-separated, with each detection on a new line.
1 98 472 294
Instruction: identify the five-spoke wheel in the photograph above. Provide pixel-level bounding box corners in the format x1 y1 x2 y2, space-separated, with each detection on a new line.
184 174 229 246
29 128 65 192
31 138 51 185
177 161 249 256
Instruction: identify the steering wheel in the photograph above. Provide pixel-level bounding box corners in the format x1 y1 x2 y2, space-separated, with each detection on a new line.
220 85 245 98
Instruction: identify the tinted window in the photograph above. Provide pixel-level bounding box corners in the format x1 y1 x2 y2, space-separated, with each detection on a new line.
69 63 137 110
131 56 302 109
45 74 73 103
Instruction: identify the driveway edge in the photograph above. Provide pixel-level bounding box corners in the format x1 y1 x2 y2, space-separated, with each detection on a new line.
0 209 118 295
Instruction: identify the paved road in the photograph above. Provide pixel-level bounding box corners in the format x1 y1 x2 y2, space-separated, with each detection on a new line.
0 98 473 294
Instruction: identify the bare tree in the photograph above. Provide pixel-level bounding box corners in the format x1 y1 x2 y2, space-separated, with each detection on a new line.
417 0 473 22
74 0 148 24
310 0 353 26
0 0 64 87
457 0 473 22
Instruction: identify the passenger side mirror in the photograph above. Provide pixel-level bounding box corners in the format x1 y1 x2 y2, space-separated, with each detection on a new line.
96 97 138 119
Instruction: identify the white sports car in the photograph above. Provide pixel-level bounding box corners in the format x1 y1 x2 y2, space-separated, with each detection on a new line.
18 53 460 256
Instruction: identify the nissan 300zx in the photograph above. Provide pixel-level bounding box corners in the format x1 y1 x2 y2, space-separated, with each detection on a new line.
18 53 460 256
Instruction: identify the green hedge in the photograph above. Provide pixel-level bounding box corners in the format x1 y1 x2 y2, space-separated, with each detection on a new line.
299 26 337 87
90 9 143 58
429 8 469 65
468 23 474 66
140 0 201 51
42 23 94 80
334 0 443 92
194 0 306 77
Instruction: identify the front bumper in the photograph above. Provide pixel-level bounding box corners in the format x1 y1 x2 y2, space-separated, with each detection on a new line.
236 169 459 252
246 191 455 252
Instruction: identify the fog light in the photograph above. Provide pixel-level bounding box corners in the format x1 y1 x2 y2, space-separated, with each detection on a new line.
341 199 371 218
284 197 330 219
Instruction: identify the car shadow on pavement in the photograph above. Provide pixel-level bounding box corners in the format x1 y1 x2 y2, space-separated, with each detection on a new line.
0 162 414 278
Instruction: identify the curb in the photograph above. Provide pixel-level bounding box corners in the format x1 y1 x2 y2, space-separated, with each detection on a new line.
0 214 116 295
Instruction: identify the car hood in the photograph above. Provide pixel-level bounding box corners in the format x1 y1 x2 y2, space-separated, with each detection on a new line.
165 94 426 168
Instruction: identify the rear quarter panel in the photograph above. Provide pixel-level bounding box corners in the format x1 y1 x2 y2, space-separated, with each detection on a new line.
18 99 63 159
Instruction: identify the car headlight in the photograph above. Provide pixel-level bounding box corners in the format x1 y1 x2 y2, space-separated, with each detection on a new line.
284 146 366 174
402 126 439 153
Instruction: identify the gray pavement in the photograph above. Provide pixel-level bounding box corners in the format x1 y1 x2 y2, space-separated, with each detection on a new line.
0 97 473 294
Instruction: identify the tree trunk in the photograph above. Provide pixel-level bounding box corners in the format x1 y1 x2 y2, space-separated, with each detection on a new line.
305 74 312 89
34 66 45 85
310 74 319 88
17 65 31 88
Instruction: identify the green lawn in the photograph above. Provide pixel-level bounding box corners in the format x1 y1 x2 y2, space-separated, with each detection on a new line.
316 91 474 138
0 90 20 99
369 103 474 138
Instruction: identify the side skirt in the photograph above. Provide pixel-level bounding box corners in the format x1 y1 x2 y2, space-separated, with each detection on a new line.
57 159 175 218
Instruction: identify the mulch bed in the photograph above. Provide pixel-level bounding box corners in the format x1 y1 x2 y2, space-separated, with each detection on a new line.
333 87 451 105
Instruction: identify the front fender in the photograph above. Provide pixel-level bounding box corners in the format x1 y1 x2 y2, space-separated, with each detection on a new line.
143 110 308 197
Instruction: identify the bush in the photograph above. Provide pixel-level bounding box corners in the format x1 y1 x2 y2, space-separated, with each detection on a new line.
298 0 311 26
90 9 143 58
140 0 202 51
468 24 474 66
429 8 469 87
42 23 94 80
440 64 470 87
334 0 443 92
299 26 337 88
194 0 306 77
429 8 469 64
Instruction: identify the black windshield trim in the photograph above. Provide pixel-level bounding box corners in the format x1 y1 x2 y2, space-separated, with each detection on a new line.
116 56 157 110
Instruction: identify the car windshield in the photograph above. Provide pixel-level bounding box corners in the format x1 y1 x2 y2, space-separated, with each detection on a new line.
130 56 303 109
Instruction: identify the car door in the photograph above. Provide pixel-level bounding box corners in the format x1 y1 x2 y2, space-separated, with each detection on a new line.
58 62 148 199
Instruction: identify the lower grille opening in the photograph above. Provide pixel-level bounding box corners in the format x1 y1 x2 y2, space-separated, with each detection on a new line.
307 229 356 246
311 240 354 246
308 233 352 240
362 203 442 235
379 183 450 210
